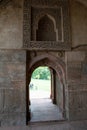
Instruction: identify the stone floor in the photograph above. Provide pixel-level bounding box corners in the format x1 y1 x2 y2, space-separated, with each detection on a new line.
0 98 87 130
0 120 87 130
30 98 64 122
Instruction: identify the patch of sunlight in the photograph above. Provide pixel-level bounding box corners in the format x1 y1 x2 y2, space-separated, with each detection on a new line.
30 79 51 99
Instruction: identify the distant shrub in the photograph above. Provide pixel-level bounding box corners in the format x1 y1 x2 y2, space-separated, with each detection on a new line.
32 67 51 80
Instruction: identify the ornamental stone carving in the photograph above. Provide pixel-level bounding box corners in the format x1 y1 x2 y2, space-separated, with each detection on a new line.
23 0 71 50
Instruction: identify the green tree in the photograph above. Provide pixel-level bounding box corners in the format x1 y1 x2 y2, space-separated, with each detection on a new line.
32 67 51 80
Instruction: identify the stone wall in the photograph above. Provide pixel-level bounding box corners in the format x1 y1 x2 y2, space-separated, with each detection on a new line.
0 0 23 49
55 73 63 113
66 51 87 120
0 50 26 126
0 0 87 49
70 0 87 47
0 0 87 126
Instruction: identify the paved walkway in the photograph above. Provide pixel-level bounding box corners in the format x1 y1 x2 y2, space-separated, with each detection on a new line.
30 98 63 122
0 98 87 130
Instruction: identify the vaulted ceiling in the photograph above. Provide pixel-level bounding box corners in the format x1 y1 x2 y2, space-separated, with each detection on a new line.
77 0 87 6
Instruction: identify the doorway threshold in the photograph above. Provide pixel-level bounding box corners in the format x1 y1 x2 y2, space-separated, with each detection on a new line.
28 119 66 126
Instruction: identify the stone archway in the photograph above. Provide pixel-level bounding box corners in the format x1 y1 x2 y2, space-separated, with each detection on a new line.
26 52 66 122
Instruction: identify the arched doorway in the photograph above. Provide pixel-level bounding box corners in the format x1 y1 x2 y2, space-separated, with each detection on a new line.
26 52 66 123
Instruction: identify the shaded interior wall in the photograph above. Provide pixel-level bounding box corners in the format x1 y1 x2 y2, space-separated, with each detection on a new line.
66 51 87 120
55 73 63 113
0 0 86 49
0 0 87 126
70 0 87 47
0 50 26 126
50 69 55 103
0 0 23 49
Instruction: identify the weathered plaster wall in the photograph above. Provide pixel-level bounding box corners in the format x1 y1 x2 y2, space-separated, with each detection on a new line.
66 51 87 120
0 0 23 49
0 0 87 126
71 0 87 47
0 50 26 126
0 0 87 49
55 74 63 113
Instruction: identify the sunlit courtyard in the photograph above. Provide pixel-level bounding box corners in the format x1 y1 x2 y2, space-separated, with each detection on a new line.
30 79 51 99
29 66 51 99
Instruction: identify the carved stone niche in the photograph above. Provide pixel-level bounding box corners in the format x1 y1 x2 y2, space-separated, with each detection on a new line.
23 0 71 50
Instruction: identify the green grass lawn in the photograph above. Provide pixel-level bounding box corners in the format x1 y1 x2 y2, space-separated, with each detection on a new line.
30 78 51 91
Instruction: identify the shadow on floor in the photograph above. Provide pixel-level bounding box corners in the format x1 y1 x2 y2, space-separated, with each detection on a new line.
29 98 64 123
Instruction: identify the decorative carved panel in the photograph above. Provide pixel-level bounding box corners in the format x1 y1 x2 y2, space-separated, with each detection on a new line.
0 0 11 8
23 0 71 50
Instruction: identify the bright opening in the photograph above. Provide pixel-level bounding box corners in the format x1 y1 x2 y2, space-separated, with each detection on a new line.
29 66 51 99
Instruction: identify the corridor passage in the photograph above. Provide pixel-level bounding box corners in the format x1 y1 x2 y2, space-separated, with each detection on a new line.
30 98 64 123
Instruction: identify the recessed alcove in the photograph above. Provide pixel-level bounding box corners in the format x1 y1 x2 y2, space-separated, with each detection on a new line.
36 15 57 41
23 0 71 50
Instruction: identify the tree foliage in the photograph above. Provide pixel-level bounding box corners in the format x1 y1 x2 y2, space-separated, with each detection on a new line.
32 67 51 80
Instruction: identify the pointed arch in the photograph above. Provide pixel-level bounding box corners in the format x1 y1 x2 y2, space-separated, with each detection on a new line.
36 14 58 41
27 53 67 122
29 53 66 85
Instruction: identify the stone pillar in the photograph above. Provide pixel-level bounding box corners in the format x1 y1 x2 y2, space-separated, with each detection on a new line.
0 50 26 126
66 51 87 120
